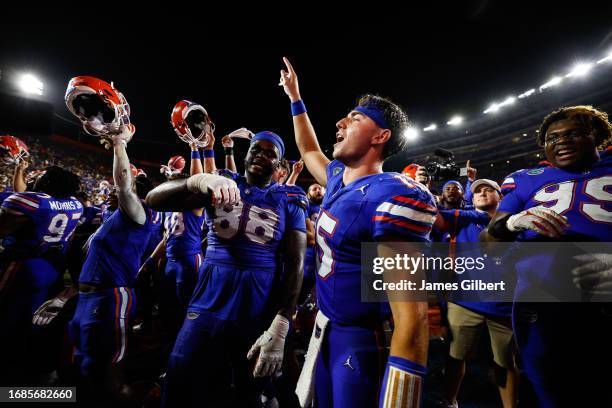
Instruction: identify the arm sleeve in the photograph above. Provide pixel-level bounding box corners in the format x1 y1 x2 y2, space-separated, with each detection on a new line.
285 201 307 233
2 193 40 217
463 179 473 204
372 193 437 242
439 209 490 229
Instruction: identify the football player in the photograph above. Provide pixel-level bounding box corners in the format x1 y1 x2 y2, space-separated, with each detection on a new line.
481 105 612 407
64 76 154 401
280 57 436 407
0 164 82 383
146 131 307 407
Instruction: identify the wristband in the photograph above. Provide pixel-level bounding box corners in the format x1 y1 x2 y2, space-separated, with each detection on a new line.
488 213 519 241
191 151 201 159
203 149 215 159
380 356 426 407
224 147 234 155
291 100 307 116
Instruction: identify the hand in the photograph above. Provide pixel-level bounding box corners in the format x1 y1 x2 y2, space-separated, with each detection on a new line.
16 160 29 172
506 207 570 238
32 297 66 326
292 159 304 174
572 253 612 295
187 173 241 207
415 165 429 184
279 57 301 102
247 315 289 377
203 131 215 151
190 142 199 151
466 160 477 181
221 135 234 148
100 124 135 150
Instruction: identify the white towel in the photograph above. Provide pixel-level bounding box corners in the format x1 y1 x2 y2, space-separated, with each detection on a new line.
295 310 330 407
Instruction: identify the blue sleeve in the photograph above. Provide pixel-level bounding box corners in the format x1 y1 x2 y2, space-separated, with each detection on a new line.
1 193 41 217
464 179 473 204
500 172 518 196
285 202 307 233
372 192 437 241
216 168 239 180
439 209 490 230
497 190 526 214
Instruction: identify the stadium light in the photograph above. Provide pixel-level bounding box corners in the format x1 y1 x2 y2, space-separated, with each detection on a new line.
403 127 419 141
17 73 44 95
566 62 593 78
447 116 463 126
500 96 515 106
423 123 437 132
483 103 499 114
518 88 535 99
539 76 562 91
597 52 612 64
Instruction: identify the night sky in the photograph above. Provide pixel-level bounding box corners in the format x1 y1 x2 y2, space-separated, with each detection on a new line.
1 4 612 173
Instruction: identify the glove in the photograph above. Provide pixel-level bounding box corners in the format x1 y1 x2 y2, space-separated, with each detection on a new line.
247 315 290 377
506 207 569 238
572 253 612 295
32 297 66 326
186 173 241 207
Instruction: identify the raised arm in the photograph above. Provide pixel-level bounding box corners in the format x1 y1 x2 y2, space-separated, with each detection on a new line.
190 143 203 176
221 135 237 173
280 57 330 186
202 132 217 174
189 142 205 216
285 159 304 186
112 126 146 225
13 160 28 192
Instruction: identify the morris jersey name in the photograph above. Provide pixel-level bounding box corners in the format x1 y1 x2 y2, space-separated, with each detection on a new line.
49 200 79 211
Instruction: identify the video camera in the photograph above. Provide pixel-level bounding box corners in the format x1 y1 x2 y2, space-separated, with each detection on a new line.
425 148 460 181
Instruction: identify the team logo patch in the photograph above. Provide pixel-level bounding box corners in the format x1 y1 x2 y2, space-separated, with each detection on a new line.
527 168 545 175
333 167 343 176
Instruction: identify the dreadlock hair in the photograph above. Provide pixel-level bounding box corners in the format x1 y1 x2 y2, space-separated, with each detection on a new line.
356 94 410 159
537 105 612 150
34 166 80 198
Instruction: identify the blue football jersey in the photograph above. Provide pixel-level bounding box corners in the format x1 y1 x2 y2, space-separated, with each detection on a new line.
0 192 12 205
164 210 205 258
78 206 103 230
203 169 307 270
307 202 321 224
304 201 321 272
499 153 611 299
438 209 490 243
315 160 437 326
79 206 153 287
1 192 83 259
102 207 115 223
498 153 612 242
